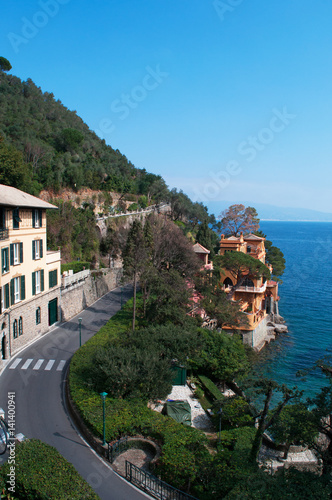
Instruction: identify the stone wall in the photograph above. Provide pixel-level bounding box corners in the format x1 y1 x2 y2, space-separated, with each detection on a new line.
242 315 269 350
0 286 61 358
60 267 123 322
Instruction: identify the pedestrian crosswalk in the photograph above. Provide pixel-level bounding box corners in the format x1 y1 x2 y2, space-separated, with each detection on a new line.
8 358 67 372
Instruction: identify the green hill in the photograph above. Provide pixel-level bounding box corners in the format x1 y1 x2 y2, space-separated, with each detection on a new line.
0 70 166 197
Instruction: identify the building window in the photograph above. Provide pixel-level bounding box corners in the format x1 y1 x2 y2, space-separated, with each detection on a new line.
32 209 42 228
36 307 41 325
10 276 25 305
13 208 21 229
13 320 18 339
32 270 44 295
49 269 58 288
1 247 9 274
32 239 43 260
247 246 252 254
1 284 9 312
10 242 23 265
18 317 23 336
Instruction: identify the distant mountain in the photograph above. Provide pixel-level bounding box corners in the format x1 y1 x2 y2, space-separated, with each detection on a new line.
207 201 332 222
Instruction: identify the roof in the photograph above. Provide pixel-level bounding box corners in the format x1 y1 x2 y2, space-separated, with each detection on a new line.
193 242 210 254
244 234 265 241
0 184 57 209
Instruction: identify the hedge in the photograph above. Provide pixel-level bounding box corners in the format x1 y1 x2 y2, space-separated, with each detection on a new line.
0 439 99 500
68 300 210 491
61 261 90 273
198 375 223 402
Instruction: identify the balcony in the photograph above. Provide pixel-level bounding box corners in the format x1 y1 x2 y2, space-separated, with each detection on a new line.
223 281 267 294
235 282 267 293
61 269 90 288
46 249 61 265
0 228 9 241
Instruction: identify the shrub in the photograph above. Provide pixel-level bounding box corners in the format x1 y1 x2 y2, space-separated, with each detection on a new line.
198 375 223 402
0 439 99 499
61 261 90 273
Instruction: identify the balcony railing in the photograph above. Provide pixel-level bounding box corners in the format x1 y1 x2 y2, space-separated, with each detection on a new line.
223 281 267 294
0 228 9 241
61 269 90 288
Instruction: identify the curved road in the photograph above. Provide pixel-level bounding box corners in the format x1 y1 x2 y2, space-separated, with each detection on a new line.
0 284 150 500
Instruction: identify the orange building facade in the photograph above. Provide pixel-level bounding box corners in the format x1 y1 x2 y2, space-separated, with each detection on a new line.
219 232 279 350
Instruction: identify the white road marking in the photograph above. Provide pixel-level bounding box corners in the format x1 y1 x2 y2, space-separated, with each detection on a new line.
44 360 55 371
33 359 44 370
21 359 33 370
56 360 66 371
9 358 22 369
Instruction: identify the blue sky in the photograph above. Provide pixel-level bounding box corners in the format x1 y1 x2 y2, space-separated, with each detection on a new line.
2 0 332 213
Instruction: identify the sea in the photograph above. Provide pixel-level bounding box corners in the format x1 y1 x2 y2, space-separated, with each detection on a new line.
253 221 332 401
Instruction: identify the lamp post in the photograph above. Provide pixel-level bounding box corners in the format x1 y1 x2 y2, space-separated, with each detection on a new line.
78 318 82 347
100 391 108 446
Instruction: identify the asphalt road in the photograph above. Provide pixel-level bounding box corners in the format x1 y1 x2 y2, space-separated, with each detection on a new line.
0 284 150 500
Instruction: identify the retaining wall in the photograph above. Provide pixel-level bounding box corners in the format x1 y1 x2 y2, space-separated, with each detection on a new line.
61 268 123 322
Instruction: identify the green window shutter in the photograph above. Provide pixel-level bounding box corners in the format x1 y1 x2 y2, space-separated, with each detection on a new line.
10 279 14 305
20 275 25 301
1 249 4 273
32 209 36 228
40 239 43 258
5 284 9 309
10 244 14 266
32 241 36 260
39 209 43 227
32 272 36 295
20 242 23 263
41 269 44 292
54 269 58 286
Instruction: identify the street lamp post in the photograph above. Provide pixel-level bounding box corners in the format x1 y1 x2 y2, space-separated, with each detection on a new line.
78 318 82 347
100 392 108 446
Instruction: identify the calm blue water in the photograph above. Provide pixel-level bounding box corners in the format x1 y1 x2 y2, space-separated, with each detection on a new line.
254 221 332 399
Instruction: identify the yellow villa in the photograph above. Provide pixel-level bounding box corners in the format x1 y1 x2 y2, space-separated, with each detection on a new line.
0 185 61 362
219 232 280 350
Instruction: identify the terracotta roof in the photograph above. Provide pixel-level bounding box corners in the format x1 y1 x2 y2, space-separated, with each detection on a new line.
0 184 57 209
244 234 265 241
193 242 210 254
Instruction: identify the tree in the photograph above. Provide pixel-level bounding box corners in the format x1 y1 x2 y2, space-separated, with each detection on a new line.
219 204 260 236
0 57 11 72
269 403 318 459
217 252 271 300
192 329 251 384
256 230 286 280
60 128 84 152
248 379 302 463
122 219 147 331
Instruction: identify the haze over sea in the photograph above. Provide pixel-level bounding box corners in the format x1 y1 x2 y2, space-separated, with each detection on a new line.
254 221 332 400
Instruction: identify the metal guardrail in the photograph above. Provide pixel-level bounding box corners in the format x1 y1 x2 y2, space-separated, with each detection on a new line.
125 461 198 500
108 437 128 463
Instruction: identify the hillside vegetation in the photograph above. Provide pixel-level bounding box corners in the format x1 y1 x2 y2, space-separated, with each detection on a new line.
0 70 166 197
